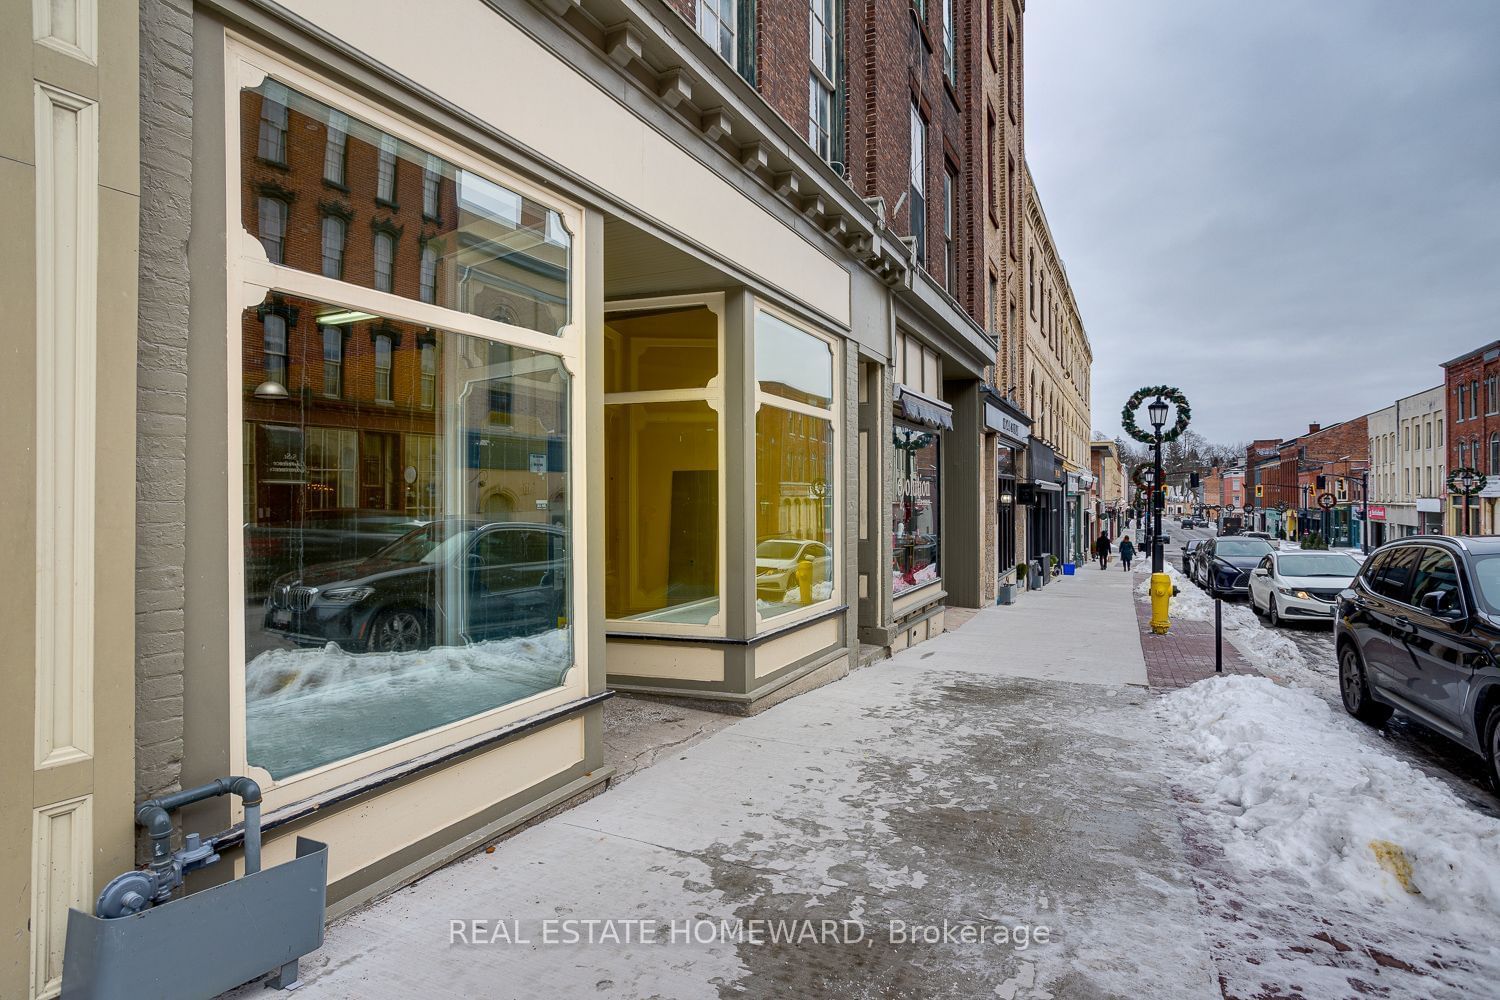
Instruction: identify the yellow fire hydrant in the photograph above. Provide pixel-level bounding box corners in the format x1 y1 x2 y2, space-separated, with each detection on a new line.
1149 571 1172 635
797 558 814 605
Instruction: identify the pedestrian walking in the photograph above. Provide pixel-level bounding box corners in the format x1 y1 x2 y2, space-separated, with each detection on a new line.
1094 530 1112 570
1119 536 1135 572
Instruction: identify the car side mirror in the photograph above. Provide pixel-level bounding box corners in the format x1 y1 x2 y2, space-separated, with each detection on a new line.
1251 568 1268 577
1419 590 1462 618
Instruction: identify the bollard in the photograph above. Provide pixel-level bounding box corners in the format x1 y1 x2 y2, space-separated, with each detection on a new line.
1215 597 1223 673
1149 572 1172 635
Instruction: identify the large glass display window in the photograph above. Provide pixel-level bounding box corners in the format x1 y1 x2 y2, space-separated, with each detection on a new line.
892 423 941 595
229 49 586 798
603 299 724 630
754 308 839 624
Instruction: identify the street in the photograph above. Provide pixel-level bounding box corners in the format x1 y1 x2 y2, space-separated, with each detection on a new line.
1164 523 1500 817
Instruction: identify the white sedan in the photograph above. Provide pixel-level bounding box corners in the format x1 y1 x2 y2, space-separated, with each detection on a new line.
1248 550 1364 627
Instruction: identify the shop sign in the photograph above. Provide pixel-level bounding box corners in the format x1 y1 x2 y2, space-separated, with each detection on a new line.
259 424 305 484
529 453 547 475
1367 504 1387 521
898 475 933 501
984 402 1027 446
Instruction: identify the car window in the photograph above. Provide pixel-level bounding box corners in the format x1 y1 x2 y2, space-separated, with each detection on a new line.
1258 556 1272 570
1409 548 1462 615
1369 547 1420 603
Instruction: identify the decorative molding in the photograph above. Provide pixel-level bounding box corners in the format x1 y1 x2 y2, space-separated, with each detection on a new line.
33 83 97 772
32 0 97 63
30 795 93 1000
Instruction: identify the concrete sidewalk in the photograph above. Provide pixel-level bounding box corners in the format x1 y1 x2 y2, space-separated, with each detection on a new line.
227 572 1211 999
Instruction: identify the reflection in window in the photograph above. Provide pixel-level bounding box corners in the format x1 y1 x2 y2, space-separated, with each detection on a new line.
321 216 345 279
892 424 940 595
374 231 395 292
420 340 436 409
374 332 393 402
323 110 347 185
376 134 398 204
263 313 288 387
754 310 836 620
241 80 572 337
321 325 343 397
257 82 287 163
241 293 572 780
697 0 737 65
258 196 286 264
419 243 437 303
604 305 720 625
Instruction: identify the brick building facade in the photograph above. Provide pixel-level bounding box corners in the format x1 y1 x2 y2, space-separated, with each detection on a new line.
1442 341 1500 534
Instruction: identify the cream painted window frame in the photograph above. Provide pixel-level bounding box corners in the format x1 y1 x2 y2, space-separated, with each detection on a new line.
222 36 591 813
752 301 843 633
603 294 728 637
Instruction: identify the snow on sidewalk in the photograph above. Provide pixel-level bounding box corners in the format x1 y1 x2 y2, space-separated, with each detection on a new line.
1159 675 1500 998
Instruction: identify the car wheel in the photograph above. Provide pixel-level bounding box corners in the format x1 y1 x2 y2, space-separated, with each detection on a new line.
1251 591 1264 616
1486 709 1500 795
369 607 428 653
1267 598 1281 628
1339 643 1392 726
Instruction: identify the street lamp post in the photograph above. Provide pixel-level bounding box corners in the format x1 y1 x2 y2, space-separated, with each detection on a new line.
1149 397 1169 574
1361 470 1370 554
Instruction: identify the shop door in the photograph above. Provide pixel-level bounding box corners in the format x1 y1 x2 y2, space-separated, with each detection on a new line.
361 431 399 510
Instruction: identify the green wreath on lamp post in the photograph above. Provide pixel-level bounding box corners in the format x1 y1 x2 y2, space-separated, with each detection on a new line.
1121 386 1191 444
1448 466 1487 497
1130 464 1157 491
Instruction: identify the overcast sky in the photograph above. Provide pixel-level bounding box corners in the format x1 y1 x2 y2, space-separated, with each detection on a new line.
1024 1 1500 446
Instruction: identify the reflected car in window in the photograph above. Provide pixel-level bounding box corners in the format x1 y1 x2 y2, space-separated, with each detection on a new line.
245 509 431 597
1248 550 1362 627
263 518 566 652
756 538 833 601
1336 537 1500 789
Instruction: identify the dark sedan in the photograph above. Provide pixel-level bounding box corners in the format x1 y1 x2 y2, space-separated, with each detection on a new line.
1181 538 1206 577
1336 536 1500 789
1198 536 1275 597
263 518 566 652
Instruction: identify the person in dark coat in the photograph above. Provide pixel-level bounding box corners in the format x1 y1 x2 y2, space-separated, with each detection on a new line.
1094 530 1112 570
1119 536 1135 571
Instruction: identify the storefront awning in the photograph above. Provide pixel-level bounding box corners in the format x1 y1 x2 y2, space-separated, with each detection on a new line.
896 385 954 431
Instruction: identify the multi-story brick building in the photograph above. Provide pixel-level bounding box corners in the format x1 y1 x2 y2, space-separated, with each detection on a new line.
1441 342 1500 533
1255 420 1368 544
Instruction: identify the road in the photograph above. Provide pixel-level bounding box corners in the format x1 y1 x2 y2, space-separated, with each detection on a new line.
1154 521 1500 817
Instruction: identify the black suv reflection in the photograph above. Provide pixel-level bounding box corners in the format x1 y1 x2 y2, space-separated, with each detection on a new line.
1336 536 1500 788
264 518 566 652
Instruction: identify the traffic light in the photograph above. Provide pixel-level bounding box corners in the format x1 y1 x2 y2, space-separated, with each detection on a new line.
1316 475 1327 490
1255 485 1264 497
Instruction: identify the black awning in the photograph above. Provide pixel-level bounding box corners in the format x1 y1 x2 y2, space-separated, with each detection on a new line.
896 386 954 431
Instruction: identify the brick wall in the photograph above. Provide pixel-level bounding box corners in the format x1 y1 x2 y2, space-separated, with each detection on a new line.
137 0 194 800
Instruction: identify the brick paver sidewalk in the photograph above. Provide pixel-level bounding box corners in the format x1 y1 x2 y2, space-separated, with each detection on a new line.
1133 577 1260 690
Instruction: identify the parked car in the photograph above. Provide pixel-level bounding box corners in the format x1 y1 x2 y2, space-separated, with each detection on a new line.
1181 538 1206 577
263 518 566 652
1336 537 1500 788
246 509 431 597
1244 530 1277 547
757 538 834 600
1198 536 1276 596
1248 550 1362 627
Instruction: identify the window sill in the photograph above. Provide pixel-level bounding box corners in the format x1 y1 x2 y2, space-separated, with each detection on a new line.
322 178 349 194
255 156 289 172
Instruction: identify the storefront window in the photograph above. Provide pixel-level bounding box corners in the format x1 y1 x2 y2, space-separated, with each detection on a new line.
604 303 721 626
241 79 572 336
892 424 940 594
754 309 836 621
241 293 572 780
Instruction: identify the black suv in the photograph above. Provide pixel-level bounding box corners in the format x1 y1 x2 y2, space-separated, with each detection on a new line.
1336 537 1500 788
1197 535 1275 596
263 518 566 652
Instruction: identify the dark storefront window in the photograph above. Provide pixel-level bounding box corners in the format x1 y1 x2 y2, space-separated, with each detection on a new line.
893 423 940 595
997 444 1017 574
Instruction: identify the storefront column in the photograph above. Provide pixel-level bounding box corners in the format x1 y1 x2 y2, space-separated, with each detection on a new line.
942 380 984 607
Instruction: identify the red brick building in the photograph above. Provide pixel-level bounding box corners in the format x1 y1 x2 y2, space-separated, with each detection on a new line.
1441 340 1500 534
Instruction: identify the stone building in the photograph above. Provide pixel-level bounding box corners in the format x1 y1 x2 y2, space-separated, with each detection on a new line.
1021 163 1092 565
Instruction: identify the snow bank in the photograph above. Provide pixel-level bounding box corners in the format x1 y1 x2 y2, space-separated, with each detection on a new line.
246 629 572 779
1161 675 1500 926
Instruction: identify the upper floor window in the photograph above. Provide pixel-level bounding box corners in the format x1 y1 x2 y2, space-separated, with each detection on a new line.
419 243 438 304
1471 380 1480 419
376 134 398 204
1457 384 1467 421
321 325 343 397
909 101 926 265
422 154 442 220
943 165 956 293
323 111 347 185
808 74 833 162
320 215 345 279
942 0 955 82
257 82 287 164
373 231 395 293
420 341 437 409
373 332 393 403
1027 249 1035 314
698 0 737 67
262 312 288 386
257 196 287 264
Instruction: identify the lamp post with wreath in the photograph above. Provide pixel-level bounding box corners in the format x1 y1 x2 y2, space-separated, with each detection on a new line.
1450 466 1486 537
1122 386 1190 634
